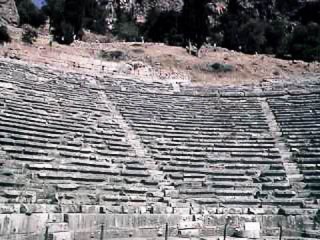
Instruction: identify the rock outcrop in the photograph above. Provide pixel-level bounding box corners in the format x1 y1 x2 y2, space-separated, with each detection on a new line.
0 0 19 26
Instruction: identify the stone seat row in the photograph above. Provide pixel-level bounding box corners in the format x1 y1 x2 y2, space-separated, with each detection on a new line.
119 102 267 111
138 132 273 142
121 110 267 119
268 94 320 200
0 137 129 153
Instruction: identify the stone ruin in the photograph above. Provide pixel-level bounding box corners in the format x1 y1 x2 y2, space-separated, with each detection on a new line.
0 58 320 239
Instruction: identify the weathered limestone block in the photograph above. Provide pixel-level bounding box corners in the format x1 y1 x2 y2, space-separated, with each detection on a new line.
80 205 101 214
0 214 48 235
0 204 20 214
57 184 79 191
20 204 49 214
47 222 69 233
49 231 72 240
174 207 190 214
217 208 245 214
165 189 179 198
60 205 81 213
3 190 37 203
66 214 185 232
48 214 65 223
242 222 260 239
248 208 265 215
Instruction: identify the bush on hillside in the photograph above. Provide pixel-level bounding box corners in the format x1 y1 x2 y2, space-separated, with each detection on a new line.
99 50 127 62
203 62 234 73
21 25 38 44
0 25 11 44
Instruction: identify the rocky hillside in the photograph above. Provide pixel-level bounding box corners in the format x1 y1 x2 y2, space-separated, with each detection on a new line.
2 0 320 63
0 0 19 25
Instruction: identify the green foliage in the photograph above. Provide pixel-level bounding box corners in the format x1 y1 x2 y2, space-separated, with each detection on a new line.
289 22 320 62
64 0 86 35
35 0 320 62
143 9 183 46
15 0 47 28
276 0 300 13
265 19 289 56
238 19 267 54
43 0 107 44
0 25 11 44
114 13 140 42
220 3 269 54
43 0 77 44
181 0 209 49
218 0 320 61
60 21 74 44
296 1 320 24
204 62 234 73
84 5 107 35
43 0 66 42
21 25 38 44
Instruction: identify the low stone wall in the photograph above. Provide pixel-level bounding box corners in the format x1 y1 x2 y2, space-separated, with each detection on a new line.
0 213 315 239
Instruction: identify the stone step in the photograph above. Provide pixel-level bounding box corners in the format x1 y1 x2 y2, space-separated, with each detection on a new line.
287 174 304 182
49 231 72 240
48 222 69 233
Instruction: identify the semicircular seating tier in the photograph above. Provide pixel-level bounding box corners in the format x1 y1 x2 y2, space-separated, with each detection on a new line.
0 59 320 239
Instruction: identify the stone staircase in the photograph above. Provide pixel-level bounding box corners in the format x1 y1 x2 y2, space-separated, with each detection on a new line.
260 97 304 191
97 90 162 176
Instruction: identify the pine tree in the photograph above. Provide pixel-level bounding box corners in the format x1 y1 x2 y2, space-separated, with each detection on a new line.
181 0 209 49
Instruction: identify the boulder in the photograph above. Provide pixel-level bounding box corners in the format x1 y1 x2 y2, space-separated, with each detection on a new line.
0 0 19 25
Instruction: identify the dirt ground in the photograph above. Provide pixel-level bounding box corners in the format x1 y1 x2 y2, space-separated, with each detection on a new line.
1 26 319 86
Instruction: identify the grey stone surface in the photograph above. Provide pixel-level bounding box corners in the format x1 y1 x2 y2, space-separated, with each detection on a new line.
0 58 319 238
0 0 19 25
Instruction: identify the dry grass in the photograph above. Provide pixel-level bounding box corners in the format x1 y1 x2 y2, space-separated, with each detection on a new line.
1 27 319 86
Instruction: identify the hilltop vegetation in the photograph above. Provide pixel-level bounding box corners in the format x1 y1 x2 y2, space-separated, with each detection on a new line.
9 0 320 62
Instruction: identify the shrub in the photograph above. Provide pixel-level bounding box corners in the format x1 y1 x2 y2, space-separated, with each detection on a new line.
99 50 127 62
0 25 11 44
203 62 234 73
21 25 38 44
